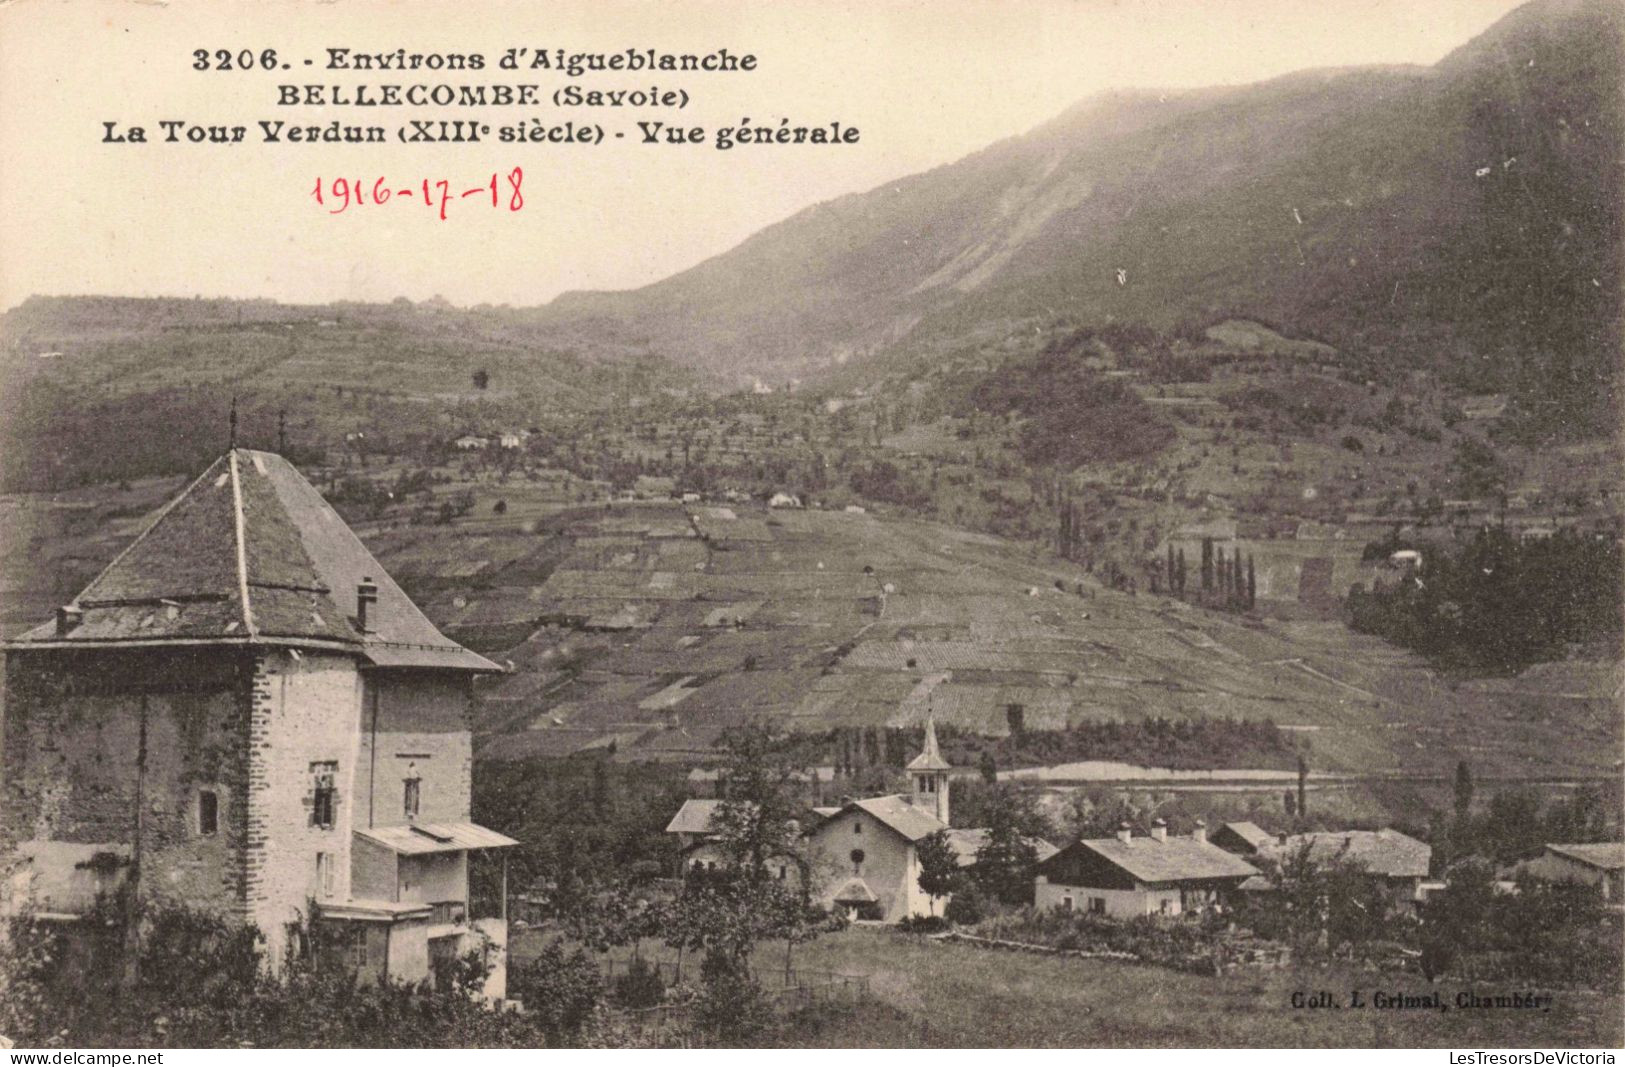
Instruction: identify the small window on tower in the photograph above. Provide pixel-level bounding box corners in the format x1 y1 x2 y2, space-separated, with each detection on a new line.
310 761 337 829
853 820 861 835
403 765 421 819
316 852 335 899
197 789 218 836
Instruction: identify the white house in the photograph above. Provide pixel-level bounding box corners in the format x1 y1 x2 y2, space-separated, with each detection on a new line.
1035 820 1258 918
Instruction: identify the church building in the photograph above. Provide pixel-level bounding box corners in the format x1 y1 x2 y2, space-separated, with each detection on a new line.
807 719 958 921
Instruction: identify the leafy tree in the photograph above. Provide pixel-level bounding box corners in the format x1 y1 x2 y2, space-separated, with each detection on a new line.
1453 760 1474 824
916 829 963 914
706 722 817 890
978 749 999 785
971 785 1044 906
665 722 830 1038
1448 435 1504 499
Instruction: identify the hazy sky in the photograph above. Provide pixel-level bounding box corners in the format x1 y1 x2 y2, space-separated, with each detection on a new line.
0 0 1527 310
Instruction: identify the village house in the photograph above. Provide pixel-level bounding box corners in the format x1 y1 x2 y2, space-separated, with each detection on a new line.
1520 843 1625 903
663 798 805 886
1222 826 1433 911
453 433 489 451
1034 820 1258 918
1208 821 1273 855
0 449 518 997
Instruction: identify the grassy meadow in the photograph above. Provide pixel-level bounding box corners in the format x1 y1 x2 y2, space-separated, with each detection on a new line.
764 927 1623 1048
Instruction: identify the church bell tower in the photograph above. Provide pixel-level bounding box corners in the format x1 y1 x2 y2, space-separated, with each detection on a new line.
907 717 951 825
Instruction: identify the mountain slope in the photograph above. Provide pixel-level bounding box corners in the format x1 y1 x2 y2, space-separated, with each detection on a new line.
536 0 1622 432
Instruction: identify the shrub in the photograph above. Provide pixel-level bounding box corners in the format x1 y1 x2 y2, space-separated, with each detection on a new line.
509 940 605 1043
692 952 771 1046
1 899 552 1048
944 887 985 926
612 956 665 1009
896 915 949 935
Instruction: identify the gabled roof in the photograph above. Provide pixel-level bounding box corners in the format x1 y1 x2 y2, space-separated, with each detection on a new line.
1043 834 1260 885
944 827 1059 867
665 798 730 835
906 717 951 772
1260 829 1431 879
1217 821 1273 850
6 450 498 673
1545 842 1625 871
844 794 947 842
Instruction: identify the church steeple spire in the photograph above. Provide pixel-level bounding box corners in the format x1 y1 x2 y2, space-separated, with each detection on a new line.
906 716 951 824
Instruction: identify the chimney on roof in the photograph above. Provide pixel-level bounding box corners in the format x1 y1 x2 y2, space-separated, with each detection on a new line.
1192 818 1207 845
356 577 379 633
1277 832 1289 846
55 605 82 637
1116 822 1132 845
1151 818 1168 843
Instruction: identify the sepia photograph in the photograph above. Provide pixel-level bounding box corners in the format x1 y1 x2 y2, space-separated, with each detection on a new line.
0 0 1620 1052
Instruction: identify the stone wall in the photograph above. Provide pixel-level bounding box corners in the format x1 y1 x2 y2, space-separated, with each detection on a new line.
245 649 364 971
353 672 472 831
0 648 253 920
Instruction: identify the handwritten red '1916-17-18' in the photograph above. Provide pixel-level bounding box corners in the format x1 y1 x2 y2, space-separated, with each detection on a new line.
311 167 524 220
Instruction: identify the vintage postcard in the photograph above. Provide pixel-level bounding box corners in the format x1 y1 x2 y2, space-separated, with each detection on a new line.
0 0 1620 1053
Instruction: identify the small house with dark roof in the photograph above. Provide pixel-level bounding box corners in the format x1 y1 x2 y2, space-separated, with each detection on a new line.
1035 820 1259 918
1 449 517 997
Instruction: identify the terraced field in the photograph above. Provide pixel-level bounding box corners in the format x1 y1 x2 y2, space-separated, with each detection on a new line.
395 498 1615 776
4 481 1616 777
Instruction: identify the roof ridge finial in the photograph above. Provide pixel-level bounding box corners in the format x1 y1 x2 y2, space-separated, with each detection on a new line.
228 395 238 451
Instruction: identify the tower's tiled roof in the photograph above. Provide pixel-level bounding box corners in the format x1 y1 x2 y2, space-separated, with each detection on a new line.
7 450 497 673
